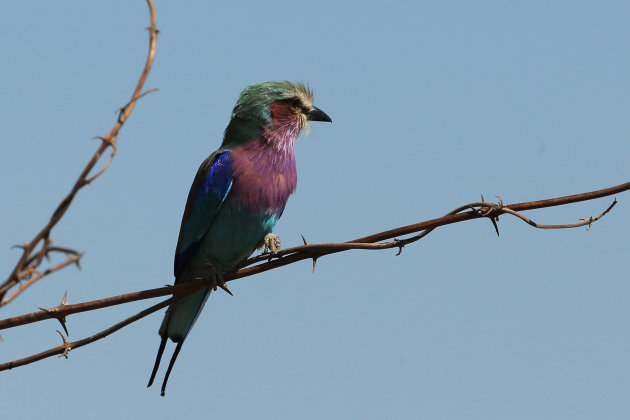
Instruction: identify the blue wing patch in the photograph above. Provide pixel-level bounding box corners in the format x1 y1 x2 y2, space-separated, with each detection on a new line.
174 151 234 277
195 152 233 207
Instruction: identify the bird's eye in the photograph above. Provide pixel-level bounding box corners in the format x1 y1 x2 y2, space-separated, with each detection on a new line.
281 97 305 110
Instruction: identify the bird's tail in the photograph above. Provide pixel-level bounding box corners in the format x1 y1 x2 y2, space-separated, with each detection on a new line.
147 287 212 396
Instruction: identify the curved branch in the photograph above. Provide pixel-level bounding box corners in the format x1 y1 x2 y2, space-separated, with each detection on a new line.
1 183 625 371
0 182 625 370
1 182 624 334
0 0 159 305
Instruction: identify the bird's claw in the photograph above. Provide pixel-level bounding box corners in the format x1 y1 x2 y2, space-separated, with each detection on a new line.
263 233 281 254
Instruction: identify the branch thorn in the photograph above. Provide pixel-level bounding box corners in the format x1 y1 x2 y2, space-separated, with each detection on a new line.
490 217 500 237
56 330 71 359
38 290 70 335
74 253 84 270
145 24 161 35
218 283 233 296
579 216 594 231
92 135 116 149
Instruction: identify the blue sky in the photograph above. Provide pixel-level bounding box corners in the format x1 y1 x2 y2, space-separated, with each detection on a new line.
2 1 630 419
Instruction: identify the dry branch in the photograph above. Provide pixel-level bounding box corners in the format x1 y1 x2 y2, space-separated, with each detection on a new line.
1 298 173 371
1 180 628 371
0 0 159 306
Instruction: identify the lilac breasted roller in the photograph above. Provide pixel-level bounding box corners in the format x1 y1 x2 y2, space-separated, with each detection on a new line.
147 81 331 396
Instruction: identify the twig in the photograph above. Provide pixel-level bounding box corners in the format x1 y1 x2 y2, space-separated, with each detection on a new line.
1 254 82 306
497 200 616 230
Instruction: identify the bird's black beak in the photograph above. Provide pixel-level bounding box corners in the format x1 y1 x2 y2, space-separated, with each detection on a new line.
306 106 332 123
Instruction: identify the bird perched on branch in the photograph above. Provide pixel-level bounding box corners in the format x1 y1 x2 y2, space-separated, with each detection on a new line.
147 81 331 396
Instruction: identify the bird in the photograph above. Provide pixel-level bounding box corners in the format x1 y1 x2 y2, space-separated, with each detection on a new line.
147 81 331 396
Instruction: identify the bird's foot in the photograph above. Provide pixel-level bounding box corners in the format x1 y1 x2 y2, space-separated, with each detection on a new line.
263 233 281 254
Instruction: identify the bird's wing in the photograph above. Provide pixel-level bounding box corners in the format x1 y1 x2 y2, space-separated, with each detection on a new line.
173 150 234 279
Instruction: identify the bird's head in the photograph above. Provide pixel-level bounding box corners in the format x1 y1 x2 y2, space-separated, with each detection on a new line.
222 81 331 151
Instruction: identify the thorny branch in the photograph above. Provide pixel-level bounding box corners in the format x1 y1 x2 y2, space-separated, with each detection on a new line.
1 180 628 371
2 298 174 370
0 0 159 306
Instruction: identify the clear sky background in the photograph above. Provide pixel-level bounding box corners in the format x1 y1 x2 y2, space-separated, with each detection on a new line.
2 1 630 419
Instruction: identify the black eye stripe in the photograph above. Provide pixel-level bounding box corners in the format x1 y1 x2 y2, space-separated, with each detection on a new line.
280 97 306 110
